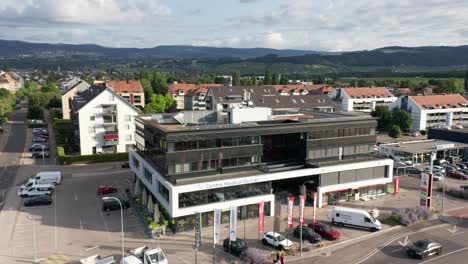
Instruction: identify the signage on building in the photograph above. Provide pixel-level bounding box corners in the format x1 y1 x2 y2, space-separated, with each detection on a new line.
420 173 433 207
258 201 265 235
200 178 260 190
229 206 238 241
436 144 454 150
313 192 318 224
287 197 295 228
394 178 400 195
195 212 202 247
213 209 221 244
299 195 306 226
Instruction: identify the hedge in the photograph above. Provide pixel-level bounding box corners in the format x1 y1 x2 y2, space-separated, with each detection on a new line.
57 146 129 165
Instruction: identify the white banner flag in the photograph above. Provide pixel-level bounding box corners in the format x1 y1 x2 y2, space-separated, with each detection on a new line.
229 206 238 241
213 209 221 244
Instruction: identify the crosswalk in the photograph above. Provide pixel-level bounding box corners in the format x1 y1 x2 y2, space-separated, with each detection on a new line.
44 252 73 264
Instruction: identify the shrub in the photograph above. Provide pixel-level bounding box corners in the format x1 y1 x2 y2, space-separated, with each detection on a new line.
379 213 401 226
61 152 129 165
240 248 268 264
395 206 433 226
420 130 427 135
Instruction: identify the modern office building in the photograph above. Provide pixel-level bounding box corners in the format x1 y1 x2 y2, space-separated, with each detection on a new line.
338 87 397 113
129 108 393 232
391 94 468 131
71 85 139 155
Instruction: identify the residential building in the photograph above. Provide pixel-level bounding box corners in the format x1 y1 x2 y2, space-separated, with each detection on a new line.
184 87 209 111
168 83 223 110
130 108 393 232
61 80 91 119
206 86 277 111
105 80 145 108
254 94 336 112
71 85 139 155
59 77 81 92
271 84 336 96
338 87 397 112
0 71 24 92
391 94 468 131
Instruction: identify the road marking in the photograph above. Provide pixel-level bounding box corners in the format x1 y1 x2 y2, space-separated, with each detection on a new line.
44 252 72 264
419 246 468 263
95 197 112 241
74 194 78 201
398 236 410 247
450 231 465 236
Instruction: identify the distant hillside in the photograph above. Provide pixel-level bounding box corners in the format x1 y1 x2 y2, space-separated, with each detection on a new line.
0 39 321 59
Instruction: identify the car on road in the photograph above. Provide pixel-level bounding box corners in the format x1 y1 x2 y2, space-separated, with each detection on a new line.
29 144 49 152
293 225 321 243
97 185 118 195
406 239 442 259
406 167 422 175
308 222 341 240
32 137 47 143
262 232 293 251
32 151 50 159
23 195 52 206
102 199 130 211
223 238 248 256
448 171 468 180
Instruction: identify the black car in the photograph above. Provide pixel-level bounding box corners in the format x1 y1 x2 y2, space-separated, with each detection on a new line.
102 199 130 211
24 195 52 206
293 225 321 243
406 239 442 259
406 167 422 175
32 151 50 159
223 238 248 256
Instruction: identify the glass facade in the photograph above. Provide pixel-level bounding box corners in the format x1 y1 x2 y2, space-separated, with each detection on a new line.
308 127 371 139
173 136 260 152
178 181 271 208
322 184 386 206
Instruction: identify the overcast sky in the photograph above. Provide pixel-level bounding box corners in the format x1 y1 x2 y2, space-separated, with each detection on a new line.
1 0 468 51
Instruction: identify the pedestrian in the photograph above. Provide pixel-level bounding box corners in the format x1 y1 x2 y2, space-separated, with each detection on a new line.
280 254 284 264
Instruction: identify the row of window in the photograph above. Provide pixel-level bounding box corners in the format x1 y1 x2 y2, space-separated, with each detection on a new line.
141 163 169 202
89 115 133 121
173 136 260 151
308 144 373 159
172 155 260 174
178 181 271 208
308 127 372 139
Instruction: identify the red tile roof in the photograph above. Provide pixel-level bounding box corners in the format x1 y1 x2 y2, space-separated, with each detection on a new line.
168 83 223 95
341 87 394 98
186 87 210 96
105 80 143 93
410 94 468 109
270 84 336 95
397 88 412 94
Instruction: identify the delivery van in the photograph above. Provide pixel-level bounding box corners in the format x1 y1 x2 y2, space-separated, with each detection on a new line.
32 171 62 185
18 180 55 196
327 206 382 232
18 186 52 198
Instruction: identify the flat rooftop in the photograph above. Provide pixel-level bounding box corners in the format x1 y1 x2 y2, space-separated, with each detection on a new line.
381 139 468 154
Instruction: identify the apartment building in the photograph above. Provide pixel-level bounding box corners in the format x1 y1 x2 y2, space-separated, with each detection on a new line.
338 87 397 112
391 94 468 131
271 84 336 96
129 108 393 232
71 85 139 155
61 80 90 119
0 71 24 92
105 80 145 108
184 87 209 111
168 83 223 110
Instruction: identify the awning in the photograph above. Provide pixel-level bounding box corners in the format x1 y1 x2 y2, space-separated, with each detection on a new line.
104 134 118 140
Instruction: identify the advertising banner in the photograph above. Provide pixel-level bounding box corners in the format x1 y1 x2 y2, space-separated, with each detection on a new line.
195 212 202 247
287 197 295 228
299 195 306 226
313 192 318 224
229 206 238 241
213 209 221 244
394 177 400 195
258 201 265 235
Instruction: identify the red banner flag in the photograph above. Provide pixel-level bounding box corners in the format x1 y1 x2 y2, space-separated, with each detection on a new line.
313 192 318 224
287 197 295 228
299 195 306 226
394 177 400 195
258 201 265 235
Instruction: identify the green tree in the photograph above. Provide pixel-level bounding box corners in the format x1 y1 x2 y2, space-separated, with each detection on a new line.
151 72 168 94
272 73 279 85
392 110 413 132
27 105 44 120
371 106 392 131
264 69 272 85
144 94 176 113
197 74 215 84
140 78 153 104
357 79 369 87
389 125 402 140
232 71 241 86
317 76 325 84
41 82 60 94
279 74 288 85
214 76 229 85
465 71 468 92
140 69 150 80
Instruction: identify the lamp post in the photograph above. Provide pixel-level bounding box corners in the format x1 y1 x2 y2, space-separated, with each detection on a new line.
102 197 124 261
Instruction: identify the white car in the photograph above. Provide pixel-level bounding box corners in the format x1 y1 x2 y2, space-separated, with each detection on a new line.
424 166 445 174
432 172 444 181
262 232 293 251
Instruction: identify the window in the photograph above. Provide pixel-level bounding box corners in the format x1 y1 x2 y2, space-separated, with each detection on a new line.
159 182 169 202
126 134 133 141
109 95 115 101
90 116 95 121
144 168 153 184
175 163 190 173
125 115 132 122
364 217 371 223
132 156 140 169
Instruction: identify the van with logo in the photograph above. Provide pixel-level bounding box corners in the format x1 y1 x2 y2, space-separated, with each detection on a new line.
18 186 52 198
328 206 382 232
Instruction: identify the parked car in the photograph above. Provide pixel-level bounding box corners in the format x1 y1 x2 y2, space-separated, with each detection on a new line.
32 137 47 143
390 155 413 165
34 134 49 139
32 128 47 133
432 172 444 182
406 131 421 137
455 163 467 170
454 124 464 129
32 151 50 159
29 144 49 152
32 171 62 185
18 186 52 198
460 185 468 190
458 169 468 175
447 156 462 163
448 171 468 180
223 238 247 256
97 185 118 195
24 195 52 206
121 162 130 168
293 225 321 243
308 222 340 240
406 239 442 259
102 199 130 211
433 165 446 173
328 206 381 232
262 232 293 251
433 159 448 166
406 167 422 175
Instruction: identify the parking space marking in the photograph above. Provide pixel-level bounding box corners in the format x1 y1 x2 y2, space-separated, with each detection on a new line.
44 252 73 264
95 197 112 241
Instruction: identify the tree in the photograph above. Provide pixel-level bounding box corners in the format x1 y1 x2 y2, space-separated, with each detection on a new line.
140 78 153 104
357 79 369 87
140 69 150 80
264 69 272 85
389 125 402 140
371 106 392 131
392 110 413 132
465 71 468 92
214 76 229 85
317 76 325 84
279 74 288 85
144 94 176 113
197 74 214 84
272 72 279 85
232 70 241 86
27 105 44 120
151 72 168 94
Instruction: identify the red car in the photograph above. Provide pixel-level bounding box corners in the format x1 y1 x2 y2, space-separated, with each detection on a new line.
308 222 341 240
97 185 118 195
448 171 468 180
35 134 49 139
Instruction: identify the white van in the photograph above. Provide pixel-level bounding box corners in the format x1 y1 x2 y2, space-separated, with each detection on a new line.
33 171 62 185
328 206 382 232
18 186 52 198
18 180 55 195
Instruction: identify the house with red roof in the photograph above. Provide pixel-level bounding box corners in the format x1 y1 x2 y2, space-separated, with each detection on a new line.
391 94 468 131
339 87 397 112
105 80 145 108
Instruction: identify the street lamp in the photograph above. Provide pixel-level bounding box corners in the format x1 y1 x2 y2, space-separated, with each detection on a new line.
102 196 125 261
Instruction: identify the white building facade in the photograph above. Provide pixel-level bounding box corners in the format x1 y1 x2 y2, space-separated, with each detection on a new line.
339 87 397 112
